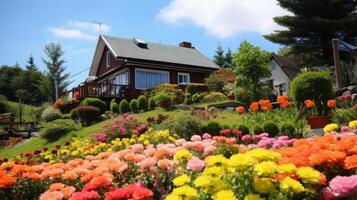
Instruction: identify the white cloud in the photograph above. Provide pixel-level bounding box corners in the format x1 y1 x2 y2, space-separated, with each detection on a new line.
48 20 110 40
158 0 289 39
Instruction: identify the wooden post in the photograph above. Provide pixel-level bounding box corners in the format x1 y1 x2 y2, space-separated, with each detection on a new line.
332 39 343 89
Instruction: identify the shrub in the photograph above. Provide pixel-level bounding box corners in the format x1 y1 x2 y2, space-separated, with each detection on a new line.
41 106 63 122
201 121 222 136
280 122 296 137
0 95 9 114
332 108 357 124
152 84 185 104
252 125 264 134
61 113 71 119
203 92 227 103
192 93 204 103
161 115 202 140
110 99 119 115
185 84 198 94
69 109 78 120
76 106 101 126
137 95 148 111
130 99 138 113
154 92 172 110
119 99 130 113
184 93 193 105
40 119 80 142
263 121 280 137
290 71 333 115
148 97 156 110
80 98 107 114
236 124 250 135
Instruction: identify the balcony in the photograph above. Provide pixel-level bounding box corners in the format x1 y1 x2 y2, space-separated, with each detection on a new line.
71 82 129 100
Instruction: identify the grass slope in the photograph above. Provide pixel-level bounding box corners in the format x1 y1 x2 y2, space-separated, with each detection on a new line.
7 101 38 122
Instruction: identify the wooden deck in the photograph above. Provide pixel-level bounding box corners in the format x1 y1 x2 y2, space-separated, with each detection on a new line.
71 82 129 100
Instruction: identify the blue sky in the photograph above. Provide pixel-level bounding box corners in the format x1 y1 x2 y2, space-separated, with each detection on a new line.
0 0 286 89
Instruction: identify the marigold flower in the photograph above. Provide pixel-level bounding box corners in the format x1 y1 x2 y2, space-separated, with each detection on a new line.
243 194 262 200
236 106 245 114
344 155 357 169
327 100 336 108
296 167 321 184
250 102 259 112
213 190 237 200
0 174 16 188
280 177 304 194
173 174 191 186
304 100 314 108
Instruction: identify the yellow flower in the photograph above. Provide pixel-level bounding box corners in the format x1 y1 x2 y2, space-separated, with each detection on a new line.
323 123 339 133
171 185 198 199
174 150 192 161
245 148 281 161
253 177 275 193
280 177 304 193
205 155 229 168
254 161 277 176
349 120 357 129
229 154 255 170
202 166 223 177
213 190 237 200
277 164 296 174
243 194 261 200
296 167 321 183
173 174 191 186
194 175 213 188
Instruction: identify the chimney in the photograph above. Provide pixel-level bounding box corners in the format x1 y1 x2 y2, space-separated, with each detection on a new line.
179 41 192 48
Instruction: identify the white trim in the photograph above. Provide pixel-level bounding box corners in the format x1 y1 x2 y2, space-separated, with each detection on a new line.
101 35 118 57
178 72 190 85
135 68 170 90
106 50 111 68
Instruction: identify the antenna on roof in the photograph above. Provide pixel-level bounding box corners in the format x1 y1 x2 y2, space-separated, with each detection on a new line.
93 21 102 35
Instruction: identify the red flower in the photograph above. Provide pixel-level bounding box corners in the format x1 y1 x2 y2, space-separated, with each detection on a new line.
235 106 245 114
219 129 232 135
250 102 259 112
327 100 336 108
304 100 314 108
69 191 100 200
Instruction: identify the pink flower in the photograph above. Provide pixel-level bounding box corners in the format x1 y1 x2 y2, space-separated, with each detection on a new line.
219 129 232 135
321 187 336 200
233 130 242 137
131 144 144 153
327 175 357 198
175 139 186 146
91 133 107 142
202 133 212 139
252 135 261 141
259 133 269 138
69 191 100 200
40 191 64 200
241 135 251 141
341 126 350 132
186 157 205 172
191 135 202 142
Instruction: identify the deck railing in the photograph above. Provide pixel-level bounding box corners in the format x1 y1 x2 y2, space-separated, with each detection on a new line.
72 82 129 99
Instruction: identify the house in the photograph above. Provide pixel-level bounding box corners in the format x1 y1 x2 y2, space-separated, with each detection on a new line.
73 35 219 100
270 54 300 95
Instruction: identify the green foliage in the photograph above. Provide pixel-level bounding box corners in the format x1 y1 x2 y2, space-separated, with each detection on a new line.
0 96 9 114
192 93 204 103
152 84 185 104
201 121 222 136
290 71 333 115
41 106 62 122
130 99 138 113
76 106 101 126
119 99 130 113
213 44 225 67
236 124 250 135
148 97 156 110
203 92 227 103
205 74 225 92
40 119 80 142
80 98 107 114
185 84 198 95
213 142 241 158
69 109 78 120
137 95 148 111
280 122 296 137
61 113 71 119
110 99 119 115
154 92 172 110
233 41 271 100
234 87 253 105
252 125 264 134
184 93 193 105
263 121 280 137
161 115 202 140
332 108 357 124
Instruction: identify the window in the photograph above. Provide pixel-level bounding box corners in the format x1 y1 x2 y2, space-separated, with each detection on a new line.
135 69 169 89
116 71 128 85
106 50 111 68
178 72 190 85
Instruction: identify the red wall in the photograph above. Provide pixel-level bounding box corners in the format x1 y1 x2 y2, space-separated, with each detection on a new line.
96 46 123 77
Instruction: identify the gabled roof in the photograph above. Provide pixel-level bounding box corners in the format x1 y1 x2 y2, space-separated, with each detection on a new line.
89 35 219 76
270 54 300 80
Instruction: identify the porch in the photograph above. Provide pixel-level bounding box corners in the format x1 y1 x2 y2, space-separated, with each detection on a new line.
70 82 129 100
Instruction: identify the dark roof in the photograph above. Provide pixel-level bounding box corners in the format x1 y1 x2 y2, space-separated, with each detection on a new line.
102 35 219 69
270 54 300 80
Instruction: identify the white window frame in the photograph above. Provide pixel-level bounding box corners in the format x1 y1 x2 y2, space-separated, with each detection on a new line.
106 50 111 68
178 72 190 85
135 68 170 90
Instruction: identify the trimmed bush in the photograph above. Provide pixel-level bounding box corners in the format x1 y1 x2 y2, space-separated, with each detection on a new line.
110 99 119 115
148 97 156 110
130 99 138 113
154 92 172 110
41 106 63 122
152 84 185 104
280 122 296 137
184 93 193 105
201 121 222 136
80 98 107 114
290 71 333 114
192 93 204 103
203 92 227 103
161 115 202 140
69 109 78 120
119 99 130 113
252 125 264 134
234 87 253 105
185 84 198 94
40 119 80 142
76 106 101 126
263 121 280 137
236 124 250 135
137 95 148 111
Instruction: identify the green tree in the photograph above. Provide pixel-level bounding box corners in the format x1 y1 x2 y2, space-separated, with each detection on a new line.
25 55 38 71
224 48 234 68
233 41 271 100
0 65 22 101
264 0 357 66
42 43 70 101
213 44 225 67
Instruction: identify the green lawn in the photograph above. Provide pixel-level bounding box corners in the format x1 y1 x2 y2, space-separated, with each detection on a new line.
7 101 38 122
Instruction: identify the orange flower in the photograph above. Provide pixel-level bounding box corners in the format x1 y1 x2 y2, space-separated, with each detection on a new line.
281 101 290 108
250 102 259 112
344 155 357 169
327 100 336 108
235 106 245 114
0 174 16 188
277 96 289 104
304 100 314 108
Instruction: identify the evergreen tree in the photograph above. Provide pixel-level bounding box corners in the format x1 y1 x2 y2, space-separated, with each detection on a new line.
213 44 225 67
42 43 70 101
264 0 357 66
25 55 38 71
224 48 233 68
